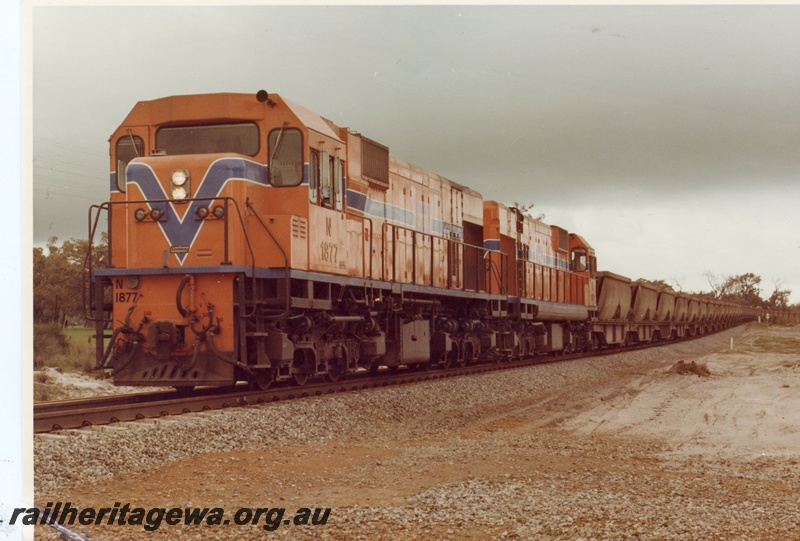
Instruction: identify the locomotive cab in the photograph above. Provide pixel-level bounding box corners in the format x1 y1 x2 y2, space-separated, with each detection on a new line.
568 233 597 308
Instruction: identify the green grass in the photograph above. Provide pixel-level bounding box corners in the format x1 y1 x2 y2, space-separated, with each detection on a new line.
33 323 98 374
751 334 800 354
34 324 103 401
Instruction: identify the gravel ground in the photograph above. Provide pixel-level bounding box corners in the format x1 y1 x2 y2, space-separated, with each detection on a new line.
32 323 800 540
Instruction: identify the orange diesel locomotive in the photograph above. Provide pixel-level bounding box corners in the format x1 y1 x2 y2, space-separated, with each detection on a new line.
86 91 748 389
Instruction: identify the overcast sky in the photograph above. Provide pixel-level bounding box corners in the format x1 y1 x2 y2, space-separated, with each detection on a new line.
30 4 800 303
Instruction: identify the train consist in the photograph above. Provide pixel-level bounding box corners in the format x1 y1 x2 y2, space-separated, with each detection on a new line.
86 91 757 390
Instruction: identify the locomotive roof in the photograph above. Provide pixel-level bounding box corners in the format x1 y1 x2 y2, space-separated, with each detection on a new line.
282 96 343 144
115 92 343 144
570 233 594 251
116 92 266 131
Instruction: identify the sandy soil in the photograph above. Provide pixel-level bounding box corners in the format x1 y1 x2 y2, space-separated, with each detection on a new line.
34 324 800 540
564 327 800 461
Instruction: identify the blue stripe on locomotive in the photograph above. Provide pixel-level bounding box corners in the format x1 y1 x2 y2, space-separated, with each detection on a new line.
125 157 270 264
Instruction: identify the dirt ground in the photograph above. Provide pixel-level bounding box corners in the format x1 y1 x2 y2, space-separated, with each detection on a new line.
34 324 800 540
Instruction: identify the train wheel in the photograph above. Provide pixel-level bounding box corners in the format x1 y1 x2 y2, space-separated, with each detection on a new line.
291 348 314 386
173 386 194 392
292 372 309 386
431 352 447 369
325 346 349 383
324 363 344 382
448 347 464 368
250 369 274 391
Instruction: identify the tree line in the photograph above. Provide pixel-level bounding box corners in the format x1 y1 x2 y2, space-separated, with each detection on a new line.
33 235 107 326
703 272 794 310
630 273 794 311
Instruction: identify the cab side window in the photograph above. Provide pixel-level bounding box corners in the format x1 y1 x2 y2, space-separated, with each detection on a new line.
309 150 319 203
314 149 345 211
320 151 331 206
571 248 587 272
115 135 144 192
334 157 344 211
268 128 303 187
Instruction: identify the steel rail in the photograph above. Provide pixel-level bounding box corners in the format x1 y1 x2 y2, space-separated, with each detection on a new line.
34 325 741 434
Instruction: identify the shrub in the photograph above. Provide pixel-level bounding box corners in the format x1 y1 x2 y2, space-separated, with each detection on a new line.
33 324 96 373
669 360 711 377
33 323 68 369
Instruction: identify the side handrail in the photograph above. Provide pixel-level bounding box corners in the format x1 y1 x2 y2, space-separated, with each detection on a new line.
515 258 594 305
485 252 508 295
381 221 495 293
83 204 108 322
245 199 291 320
345 210 374 279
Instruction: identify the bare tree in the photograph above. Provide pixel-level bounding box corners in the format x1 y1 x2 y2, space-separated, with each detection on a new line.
765 279 791 310
704 272 764 305
511 201 545 221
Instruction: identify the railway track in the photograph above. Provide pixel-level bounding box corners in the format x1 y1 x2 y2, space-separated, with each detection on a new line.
32 331 723 434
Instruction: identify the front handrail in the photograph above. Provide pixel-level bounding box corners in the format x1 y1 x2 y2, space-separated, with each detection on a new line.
83 196 257 322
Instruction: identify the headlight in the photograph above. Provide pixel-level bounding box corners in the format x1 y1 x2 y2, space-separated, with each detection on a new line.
171 169 189 186
171 169 190 200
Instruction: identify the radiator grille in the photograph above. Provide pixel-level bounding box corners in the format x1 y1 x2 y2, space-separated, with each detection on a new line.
361 136 389 188
292 216 308 239
554 226 569 252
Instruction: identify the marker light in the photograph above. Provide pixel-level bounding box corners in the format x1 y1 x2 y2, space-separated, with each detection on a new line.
196 206 209 219
150 208 164 221
134 208 147 222
172 186 188 200
171 169 189 186
212 205 226 219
